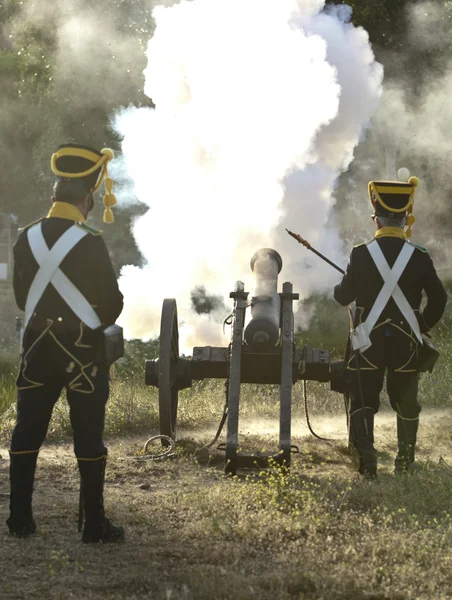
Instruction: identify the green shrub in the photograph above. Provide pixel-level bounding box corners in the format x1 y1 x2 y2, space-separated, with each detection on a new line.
113 338 159 380
1 307 451 440
295 293 349 357
418 314 452 407
0 350 18 378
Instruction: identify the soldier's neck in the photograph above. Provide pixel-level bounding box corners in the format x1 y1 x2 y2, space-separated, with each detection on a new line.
47 201 87 224
375 227 406 240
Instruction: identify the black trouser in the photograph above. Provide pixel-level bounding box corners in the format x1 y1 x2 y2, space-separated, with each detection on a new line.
348 368 420 419
11 370 109 459
347 323 421 471
348 321 421 418
8 368 109 526
8 330 111 531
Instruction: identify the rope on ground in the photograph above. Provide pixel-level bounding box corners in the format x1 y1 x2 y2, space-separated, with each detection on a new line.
127 384 228 462
131 435 176 461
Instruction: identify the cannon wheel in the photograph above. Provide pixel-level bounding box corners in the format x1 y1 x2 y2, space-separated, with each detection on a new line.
158 298 179 445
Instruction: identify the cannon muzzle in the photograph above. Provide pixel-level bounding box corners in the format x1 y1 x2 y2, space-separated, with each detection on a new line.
244 248 282 348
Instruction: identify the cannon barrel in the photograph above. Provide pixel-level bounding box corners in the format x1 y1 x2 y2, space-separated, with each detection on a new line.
244 248 283 348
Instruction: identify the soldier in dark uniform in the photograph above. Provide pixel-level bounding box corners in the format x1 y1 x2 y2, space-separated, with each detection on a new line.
334 177 447 477
7 144 125 542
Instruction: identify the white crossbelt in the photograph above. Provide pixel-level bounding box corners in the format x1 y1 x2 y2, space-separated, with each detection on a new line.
351 240 423 352
24 222 102 336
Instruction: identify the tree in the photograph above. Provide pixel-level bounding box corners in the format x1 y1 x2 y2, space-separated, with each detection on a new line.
0 0 158 269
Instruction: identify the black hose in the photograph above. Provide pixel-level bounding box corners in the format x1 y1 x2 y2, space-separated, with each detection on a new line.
303 380 335 442
199 379 229 450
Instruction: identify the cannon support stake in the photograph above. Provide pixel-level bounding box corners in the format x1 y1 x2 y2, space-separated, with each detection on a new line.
279 282 299 465
225 282 248 475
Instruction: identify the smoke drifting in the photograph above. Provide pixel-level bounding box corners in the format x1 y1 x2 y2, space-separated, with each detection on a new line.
336 2 452 271
114 0 382 350
0 0 160 221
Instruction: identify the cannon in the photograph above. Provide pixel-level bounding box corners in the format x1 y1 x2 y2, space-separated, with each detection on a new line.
145 248 336 475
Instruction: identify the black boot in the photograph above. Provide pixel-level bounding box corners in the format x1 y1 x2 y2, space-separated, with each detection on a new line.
78 455 124 544
6 452 38 537
394 416 419 474
350 409 377 478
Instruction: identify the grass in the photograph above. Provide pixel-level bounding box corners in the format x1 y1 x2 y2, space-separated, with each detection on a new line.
418 316 452 406
1 321 452 442
0 376 343 443
1 421 452 599
1 325 452 598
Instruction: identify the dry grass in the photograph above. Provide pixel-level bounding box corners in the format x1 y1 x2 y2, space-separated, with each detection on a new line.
1 410 452 600
1 323 452 599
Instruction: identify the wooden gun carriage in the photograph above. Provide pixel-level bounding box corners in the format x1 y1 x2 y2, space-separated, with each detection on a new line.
145 249 337 475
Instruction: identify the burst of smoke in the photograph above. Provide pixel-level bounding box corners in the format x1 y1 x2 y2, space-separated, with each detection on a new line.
114 0 383 350
191 285 227 318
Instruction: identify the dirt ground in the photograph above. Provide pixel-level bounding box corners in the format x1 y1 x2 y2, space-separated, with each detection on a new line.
1 410 452 600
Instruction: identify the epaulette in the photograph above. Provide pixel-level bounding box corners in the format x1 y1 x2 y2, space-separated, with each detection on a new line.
75 222 103 236
407 239 428 253
353 238 374 248
18 217 45 232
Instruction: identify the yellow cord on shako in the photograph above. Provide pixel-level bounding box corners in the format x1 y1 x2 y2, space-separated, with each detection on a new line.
51 146 117 223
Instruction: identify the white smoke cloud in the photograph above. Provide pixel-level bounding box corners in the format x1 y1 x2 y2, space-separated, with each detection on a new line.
1 0 160 212
336 1 452 272
114 0 383 350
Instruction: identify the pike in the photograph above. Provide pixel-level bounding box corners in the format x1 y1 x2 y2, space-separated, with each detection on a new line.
285 229 345 274
286 228 369 439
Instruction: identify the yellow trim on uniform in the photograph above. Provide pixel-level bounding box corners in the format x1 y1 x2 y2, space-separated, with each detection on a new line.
347 356 379 371
18 324 97 393
18 217 45 233
17 322 53 390
75 322 93 349
375 227 406 240
47 201 86 223
361 352 379 370
374 186 415 195
373 318 392 330
346 310 421 372
52 147 103 165
10 449 40 455
77 455 107 462
51 147 108 181
67 369 95 394
395 348 418 372
75 222 102 236
390 322 418 344
395 403 420 421
389 322 420 372
369 184 413 213
395 414 419 421
350 407 375 416
48 331 95 394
